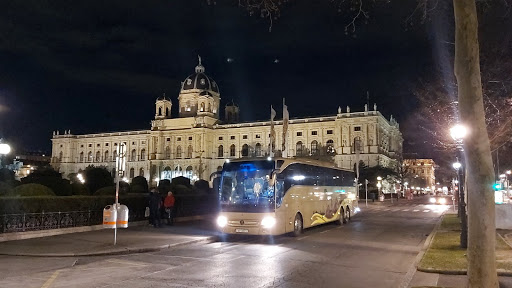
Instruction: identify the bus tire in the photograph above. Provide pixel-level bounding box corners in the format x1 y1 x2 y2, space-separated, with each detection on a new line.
345 206 351 222
341 207 348 224
293 213 303 237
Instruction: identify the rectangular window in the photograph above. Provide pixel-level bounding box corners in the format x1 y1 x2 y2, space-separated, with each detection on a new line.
88 144 92 148
255 134 261 139
141 141 145 144
354 126 361 131
230 136 235 140
132 142 136 145
243 135 248 139
219 136 223 141
105 143 109 146
311 131 317 136
188 137 193 141
327 130 333 134
296 132 302 136
167 138 170 141
80 145 84 148
97 144 100 147
177 137 181 141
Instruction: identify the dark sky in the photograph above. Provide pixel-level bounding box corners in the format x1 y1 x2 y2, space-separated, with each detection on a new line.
0 0 455 154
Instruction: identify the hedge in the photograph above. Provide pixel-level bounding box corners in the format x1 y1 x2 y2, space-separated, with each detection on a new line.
8 184 56 197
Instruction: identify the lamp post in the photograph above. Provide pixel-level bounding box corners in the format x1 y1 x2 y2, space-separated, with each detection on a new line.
377 176 383 201
404 182 409 199
450 124 468 249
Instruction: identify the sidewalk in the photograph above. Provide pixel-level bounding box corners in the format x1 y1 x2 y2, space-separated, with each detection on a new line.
0 219 219 257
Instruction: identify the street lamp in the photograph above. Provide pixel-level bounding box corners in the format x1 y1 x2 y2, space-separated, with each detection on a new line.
450 123 468 249
377 176 383 201
0 142 11 168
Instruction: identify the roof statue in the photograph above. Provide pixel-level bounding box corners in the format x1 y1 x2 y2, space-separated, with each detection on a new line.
346 106 350 113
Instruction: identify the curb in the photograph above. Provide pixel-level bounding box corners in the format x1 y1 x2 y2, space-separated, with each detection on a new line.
416 267 512 277
0 235 217 257
399 210 445 288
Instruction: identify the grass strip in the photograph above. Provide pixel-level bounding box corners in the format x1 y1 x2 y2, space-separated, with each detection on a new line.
418 214 512 272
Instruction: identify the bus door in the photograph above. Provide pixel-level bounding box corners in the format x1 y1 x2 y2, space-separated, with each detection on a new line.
273 172 287 234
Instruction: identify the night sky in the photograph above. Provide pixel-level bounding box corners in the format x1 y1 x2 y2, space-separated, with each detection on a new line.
0 0 465 155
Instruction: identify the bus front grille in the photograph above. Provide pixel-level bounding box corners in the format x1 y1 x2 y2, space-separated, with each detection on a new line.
228 220 259 227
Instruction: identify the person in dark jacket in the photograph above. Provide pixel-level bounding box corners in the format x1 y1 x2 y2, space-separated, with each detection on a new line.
149 188 162 227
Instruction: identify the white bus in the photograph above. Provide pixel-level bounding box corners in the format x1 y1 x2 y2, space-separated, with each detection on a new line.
216 158 359 236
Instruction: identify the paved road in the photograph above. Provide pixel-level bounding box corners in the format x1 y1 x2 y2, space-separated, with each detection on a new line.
0 199 445 288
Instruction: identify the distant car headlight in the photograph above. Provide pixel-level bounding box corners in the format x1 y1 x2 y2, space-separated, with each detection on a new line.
261 216 276 228
429 197 436 203
439 198 447 204
216 216 228 228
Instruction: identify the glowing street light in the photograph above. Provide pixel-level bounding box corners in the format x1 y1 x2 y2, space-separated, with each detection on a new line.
0 143 10 155
450 124 468 142
453 162 462 170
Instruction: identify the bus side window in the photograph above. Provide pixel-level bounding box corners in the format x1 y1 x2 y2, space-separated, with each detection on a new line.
275 177 284 208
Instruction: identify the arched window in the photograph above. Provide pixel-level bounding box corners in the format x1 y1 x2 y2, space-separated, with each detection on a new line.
200 102 205 112
131 149 136 161
311 140 318 155
217 145 224 158
139 168 144 177
113 150 118 161
230 144 236 157
326 139 335 154
95 151 101 162
186 166 193 178
165 146 171 159
187 145 193 158
88 151 93 162
166 107 169 117
140 149 146 161
296 141 304 156
104 150 109 162
241 144 249 157
208 103 211 112
129 168 135 179
59 151 63 162
158 107 162 116
79 152 84 162
255 143 262 157
176 146 182 158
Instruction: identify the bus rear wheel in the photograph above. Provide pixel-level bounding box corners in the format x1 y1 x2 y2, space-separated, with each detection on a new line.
292 213 303 237
345 206 351 223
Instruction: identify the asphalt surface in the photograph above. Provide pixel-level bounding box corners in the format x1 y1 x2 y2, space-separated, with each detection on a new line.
0 198 510 288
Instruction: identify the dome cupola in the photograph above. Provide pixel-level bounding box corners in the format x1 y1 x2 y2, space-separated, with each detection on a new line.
181 56 219 93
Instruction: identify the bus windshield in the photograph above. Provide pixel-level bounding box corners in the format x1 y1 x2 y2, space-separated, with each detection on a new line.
219 160 275 213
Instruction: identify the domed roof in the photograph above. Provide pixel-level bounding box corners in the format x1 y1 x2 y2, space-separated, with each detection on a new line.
199 91 214 97
181 56 219 93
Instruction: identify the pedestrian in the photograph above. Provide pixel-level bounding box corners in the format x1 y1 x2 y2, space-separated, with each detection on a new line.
164 191 175 225
149 188 162 227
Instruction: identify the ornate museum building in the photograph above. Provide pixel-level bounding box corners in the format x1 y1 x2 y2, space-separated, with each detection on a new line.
51 59 403 183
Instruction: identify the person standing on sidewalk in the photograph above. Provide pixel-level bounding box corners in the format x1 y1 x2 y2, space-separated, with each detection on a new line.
149 188 162 227
164 191 175 225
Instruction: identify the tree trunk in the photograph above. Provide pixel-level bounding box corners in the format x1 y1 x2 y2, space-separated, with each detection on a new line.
453 1 498 287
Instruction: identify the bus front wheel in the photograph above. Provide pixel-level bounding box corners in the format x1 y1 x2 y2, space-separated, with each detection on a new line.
293 214 303 237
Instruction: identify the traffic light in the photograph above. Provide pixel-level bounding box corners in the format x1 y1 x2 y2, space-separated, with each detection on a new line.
493 183 502 190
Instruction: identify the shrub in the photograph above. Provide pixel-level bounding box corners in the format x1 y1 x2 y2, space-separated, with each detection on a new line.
94 186 116 196
158 179 172 194
21 167 72 196
0 168 15 182
8 183 56 197
194 179 210 194
84 166 114 194
0 181 14 196
71 183 90 195
173 184 193 196
130 184 147 194
131 176 148 192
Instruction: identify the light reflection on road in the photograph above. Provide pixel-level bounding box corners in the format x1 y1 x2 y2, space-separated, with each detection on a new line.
424 204 450 214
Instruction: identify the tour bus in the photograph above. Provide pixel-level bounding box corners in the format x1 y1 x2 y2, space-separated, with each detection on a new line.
216 157 359 236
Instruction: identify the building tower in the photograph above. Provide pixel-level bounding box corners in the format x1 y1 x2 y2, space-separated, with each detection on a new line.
155 93 172 120
178 56 220 118
224 101 240 124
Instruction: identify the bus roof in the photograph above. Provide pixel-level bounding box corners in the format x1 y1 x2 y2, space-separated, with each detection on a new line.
224 157 353 172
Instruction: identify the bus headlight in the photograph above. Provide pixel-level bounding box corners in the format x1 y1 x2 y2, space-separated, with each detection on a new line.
439 198 447 204
217 216 228 228
261 216 276 228
429 197 436 203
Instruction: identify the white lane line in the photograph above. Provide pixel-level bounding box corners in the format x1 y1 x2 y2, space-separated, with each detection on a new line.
413 209 420 212
423 210 430 212
402 209 409 211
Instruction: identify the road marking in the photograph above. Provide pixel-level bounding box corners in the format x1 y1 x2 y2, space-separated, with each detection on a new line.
423 210 430 212
413 209 420 212
402 209 409 211
384 209 391 211
106 259 148 267
41 270 60 288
